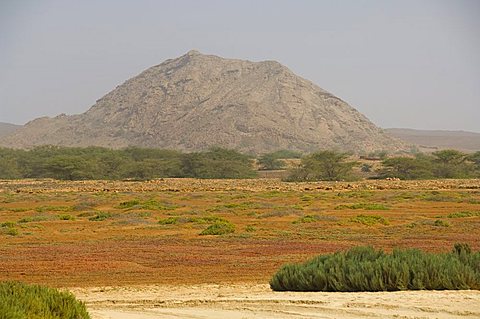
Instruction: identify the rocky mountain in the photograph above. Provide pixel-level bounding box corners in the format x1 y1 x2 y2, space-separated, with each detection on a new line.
0 50 406 153
0 122 21 138
386 128 480 152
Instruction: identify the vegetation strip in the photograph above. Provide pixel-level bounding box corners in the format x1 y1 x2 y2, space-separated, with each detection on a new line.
270 244 480 292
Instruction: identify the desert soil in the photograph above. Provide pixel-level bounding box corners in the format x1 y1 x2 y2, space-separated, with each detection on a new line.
72 283 480 319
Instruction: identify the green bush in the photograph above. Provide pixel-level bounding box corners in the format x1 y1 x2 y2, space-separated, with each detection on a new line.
200 220 235 235
447 211 480 218
270 244 480 292
0 281 90 318
335 203 389 210
349 214 389 226
88 212 112 221
58 214 75 221
285 151 357 181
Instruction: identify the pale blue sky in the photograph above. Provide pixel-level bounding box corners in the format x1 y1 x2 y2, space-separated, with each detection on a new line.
1 0 479 132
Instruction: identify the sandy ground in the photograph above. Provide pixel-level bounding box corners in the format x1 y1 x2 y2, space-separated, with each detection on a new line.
72 283 480 319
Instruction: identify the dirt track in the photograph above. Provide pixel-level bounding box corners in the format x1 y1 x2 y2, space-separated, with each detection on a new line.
72 284 480 319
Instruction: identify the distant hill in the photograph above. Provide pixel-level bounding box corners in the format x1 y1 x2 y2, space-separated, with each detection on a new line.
0 122 21 138
386 128 480 152
0 50 406 154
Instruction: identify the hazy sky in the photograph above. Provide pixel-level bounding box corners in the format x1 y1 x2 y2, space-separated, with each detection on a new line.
1 0 479 132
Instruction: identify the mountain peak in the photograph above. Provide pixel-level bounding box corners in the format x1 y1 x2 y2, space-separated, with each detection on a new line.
0 52 406 153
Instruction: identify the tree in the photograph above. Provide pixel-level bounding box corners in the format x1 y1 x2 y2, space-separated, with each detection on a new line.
432 150 472 178
286 151 356 181
380 156 434 180
257 153 286 170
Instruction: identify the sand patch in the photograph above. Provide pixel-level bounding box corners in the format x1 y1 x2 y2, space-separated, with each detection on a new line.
72 283 480 319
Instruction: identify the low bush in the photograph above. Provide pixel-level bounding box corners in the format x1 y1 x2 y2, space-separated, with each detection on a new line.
447 211 480 218
0 281 90 318
349 214 389 226
1 221 19 236
200 220 235 235
335 203 389 210
58 214 75 221
88 212 112 221
293 215 321 224
433 219 450 227
270 244 480 292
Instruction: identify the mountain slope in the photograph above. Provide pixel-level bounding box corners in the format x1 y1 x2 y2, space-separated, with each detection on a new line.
0 50 406 153
0 122 21 138
386 128 480 152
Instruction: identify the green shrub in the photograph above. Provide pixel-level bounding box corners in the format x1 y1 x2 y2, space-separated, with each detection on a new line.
1 221 19 236
270 244 480 292
350 214 389 226
293 215 321 224
158 216 181 225
200 220 235 235
433 219 450 227
88 212 112 221
0 281 90 318
447 211 480 218
58 214 75 221
117 200 141 209
335 203 389 210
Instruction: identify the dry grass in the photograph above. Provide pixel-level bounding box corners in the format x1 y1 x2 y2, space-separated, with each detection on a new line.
0 178 479 287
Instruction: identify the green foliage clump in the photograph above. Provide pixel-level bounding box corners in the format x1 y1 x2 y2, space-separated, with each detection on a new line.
118 199 179 211
433 219 450 227
0 281 90 319
447 211 480 218
349 214 389 226
293 214 321 224
257 153 286 170
270 244 480 292
200 220 235 235
88 212 112 221
1 221 19 236
335 203 389 210
58 214 75 221
285 151 357 181
117 200 141 209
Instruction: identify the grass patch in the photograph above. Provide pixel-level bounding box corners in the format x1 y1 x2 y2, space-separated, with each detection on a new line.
293 214 321 224
349 214 389 226
58 214 75 221
335 203 389 210
158 215 226 225
35 205 72 213
200 220 235 235
0 281 90 318
18 215 49 223
88 212 112 221
118 199 179 211
270 244 480 292
434 219 450 227
447 211 480 218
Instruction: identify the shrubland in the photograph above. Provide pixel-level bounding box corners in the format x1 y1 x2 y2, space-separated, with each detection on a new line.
0 146 479 181
270 244 480 292
0 281 90 319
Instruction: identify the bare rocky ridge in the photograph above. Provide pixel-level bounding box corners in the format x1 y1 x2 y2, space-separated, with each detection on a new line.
0 50 406 153
386 128 480 152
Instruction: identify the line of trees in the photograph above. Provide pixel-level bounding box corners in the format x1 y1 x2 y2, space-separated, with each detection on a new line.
285 149 480 181
0 146 479 181
0 146 256 180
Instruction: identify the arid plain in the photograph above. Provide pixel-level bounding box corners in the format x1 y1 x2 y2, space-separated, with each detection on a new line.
1 178 480 318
